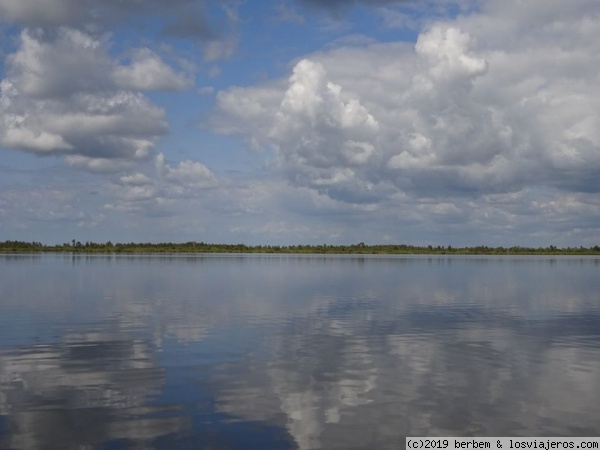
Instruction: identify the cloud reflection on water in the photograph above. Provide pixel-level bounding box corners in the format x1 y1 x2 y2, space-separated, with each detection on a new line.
0 333 187 449
0 255 599 449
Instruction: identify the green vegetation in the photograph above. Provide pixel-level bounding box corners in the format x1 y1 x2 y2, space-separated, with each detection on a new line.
1 240 599 255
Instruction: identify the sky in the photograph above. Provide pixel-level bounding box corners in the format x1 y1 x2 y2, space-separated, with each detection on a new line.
0 0 599 247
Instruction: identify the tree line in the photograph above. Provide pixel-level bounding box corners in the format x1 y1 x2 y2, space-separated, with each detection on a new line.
1 240 600 255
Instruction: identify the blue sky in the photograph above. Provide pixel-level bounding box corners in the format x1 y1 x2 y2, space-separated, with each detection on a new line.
0 0 599 246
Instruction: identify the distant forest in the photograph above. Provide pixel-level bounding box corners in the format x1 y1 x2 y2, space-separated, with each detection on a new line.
1 240 599 255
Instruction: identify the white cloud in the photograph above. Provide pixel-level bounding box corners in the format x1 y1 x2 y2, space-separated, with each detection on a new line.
274 59 379 133
0 28 176 167
415 25 488 83
213 0 600 206
155 153 218 190
120 173 153 186
120 185 158 202
65 155 135 173
6 28 112 99
1 115 72 151
215 58 384 202
113 48 192 91
98 153 218 217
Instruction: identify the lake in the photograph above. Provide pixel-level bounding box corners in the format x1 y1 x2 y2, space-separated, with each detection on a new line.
0 254 599 449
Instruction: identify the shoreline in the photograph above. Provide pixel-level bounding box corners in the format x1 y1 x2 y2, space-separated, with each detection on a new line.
1 241 599 256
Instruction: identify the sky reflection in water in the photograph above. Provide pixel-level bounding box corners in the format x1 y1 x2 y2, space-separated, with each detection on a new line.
0 254 599 449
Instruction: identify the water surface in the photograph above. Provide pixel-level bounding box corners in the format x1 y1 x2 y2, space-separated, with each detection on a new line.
0 254 599 449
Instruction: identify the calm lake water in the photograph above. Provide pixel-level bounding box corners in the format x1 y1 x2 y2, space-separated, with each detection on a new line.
0 254 599 449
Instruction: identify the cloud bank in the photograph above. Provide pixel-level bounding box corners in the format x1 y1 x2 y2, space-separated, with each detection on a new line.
215 3 600 201
209 0 600 244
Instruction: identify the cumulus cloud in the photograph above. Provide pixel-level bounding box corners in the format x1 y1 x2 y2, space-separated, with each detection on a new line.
120 173 153 186
0 28 196 170
5 28 113 99
155 153 219 190
213 0 600 207
215 58 386 203
113 48 193 91
96 154 219 222
4 28 191 96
